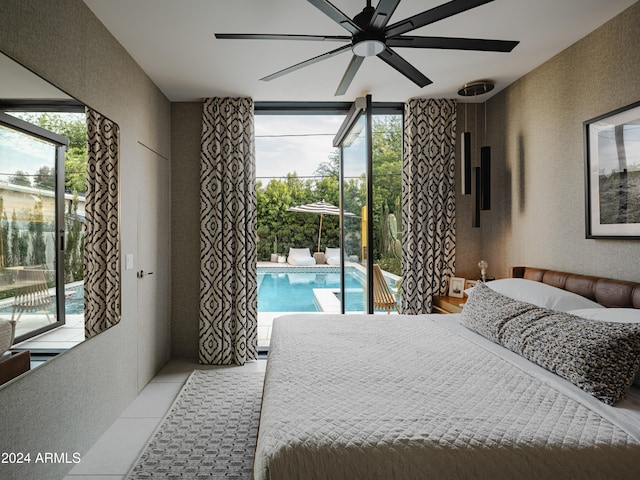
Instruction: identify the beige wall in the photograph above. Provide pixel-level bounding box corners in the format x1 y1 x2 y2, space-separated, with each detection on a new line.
0 0 171 478
171 102 202 358
456 1 640 282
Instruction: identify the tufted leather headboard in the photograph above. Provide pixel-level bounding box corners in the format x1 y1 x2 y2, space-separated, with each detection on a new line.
510 267 640 309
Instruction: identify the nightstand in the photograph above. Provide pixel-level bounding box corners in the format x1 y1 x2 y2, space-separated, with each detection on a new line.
432 295 466 314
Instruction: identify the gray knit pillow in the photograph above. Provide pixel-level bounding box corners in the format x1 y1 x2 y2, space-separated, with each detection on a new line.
461 282 537 343
462 282 640 405
500 309 640 405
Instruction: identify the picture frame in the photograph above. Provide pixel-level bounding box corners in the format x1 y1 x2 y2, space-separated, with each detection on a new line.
584 100 640 239
465 279 477 291
448 277 465 298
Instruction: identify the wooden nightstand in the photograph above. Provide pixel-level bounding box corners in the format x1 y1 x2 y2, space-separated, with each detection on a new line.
432 295 466 314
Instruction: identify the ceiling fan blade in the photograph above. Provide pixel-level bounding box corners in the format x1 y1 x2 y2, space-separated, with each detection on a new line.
385 0 494 38
377 48 432 87
387 36 518 52
369 0 402 30
260 44 351 82
335 55 364 96
215 33 351 42
307 0 364 35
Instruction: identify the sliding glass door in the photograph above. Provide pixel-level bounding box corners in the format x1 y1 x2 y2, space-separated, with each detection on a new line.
0 112 67 342
334 96 373 313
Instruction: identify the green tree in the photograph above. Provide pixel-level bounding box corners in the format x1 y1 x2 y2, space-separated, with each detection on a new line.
371 115 402 273
11 112 88 193
29 199 47 266
64 193 83 282
33 165 56 190
255 115 403 271
10 170 31 187
0 198 7 268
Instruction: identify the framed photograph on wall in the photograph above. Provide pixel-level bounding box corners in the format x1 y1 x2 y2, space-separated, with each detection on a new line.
584 100 640 238
448 277 465 298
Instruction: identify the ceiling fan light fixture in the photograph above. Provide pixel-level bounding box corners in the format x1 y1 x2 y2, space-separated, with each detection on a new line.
352 39 385 57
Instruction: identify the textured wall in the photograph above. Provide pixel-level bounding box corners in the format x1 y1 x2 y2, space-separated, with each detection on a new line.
171 102 203 358
463 2 640 282
0 0 171 478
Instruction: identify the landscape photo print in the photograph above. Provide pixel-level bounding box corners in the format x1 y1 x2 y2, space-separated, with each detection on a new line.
585 100 640 238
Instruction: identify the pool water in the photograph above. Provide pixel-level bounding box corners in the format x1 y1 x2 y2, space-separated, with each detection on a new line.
0 286 84 316
62 287 84 315
258 267 394 312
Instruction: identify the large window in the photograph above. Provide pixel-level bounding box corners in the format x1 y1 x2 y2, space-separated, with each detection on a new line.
255 107 402 269
255 112 345 260
255 103 402 346
0 110 86 345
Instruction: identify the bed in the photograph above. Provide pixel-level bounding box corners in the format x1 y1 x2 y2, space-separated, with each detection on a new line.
254 267 640 480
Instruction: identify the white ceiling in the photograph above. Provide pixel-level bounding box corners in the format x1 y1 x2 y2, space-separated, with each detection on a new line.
82 0 637 103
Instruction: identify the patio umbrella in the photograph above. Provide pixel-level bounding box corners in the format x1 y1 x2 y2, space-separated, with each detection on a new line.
287 200 355 253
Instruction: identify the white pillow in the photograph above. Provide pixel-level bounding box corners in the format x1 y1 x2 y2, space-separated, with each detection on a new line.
325 248 340 259
568 308 640 324
485 278 604 312
288 248 311 258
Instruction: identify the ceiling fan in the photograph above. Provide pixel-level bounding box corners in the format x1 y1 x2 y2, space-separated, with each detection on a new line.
215 0 519 96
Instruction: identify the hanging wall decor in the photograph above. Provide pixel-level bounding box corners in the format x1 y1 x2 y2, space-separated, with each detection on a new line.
584 100 640 239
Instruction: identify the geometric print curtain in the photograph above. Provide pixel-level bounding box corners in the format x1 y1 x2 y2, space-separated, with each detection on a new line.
199 98 258 365
84 108 121 338
401 99 456 314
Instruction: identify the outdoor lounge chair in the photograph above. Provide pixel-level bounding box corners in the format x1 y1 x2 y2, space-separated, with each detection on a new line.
11 266 55 324
287 248 316 266
373 264 399 314
325 247 340 266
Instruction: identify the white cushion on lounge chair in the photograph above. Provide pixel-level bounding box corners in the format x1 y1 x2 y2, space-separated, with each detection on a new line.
0 319 16 355
287 248 316 266
325 248 340 266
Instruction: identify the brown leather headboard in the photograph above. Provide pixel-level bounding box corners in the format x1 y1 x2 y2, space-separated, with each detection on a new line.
510 267 640 309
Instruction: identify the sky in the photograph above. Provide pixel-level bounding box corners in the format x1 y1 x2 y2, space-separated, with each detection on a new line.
0 123 57 182
255 114 345 181
595 123 640 174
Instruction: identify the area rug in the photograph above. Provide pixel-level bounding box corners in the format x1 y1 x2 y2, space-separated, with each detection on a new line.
126 369 264 479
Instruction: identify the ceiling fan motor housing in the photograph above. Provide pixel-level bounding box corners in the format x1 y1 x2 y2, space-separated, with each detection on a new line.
352 5 386 57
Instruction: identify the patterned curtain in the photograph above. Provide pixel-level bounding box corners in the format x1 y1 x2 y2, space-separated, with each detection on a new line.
401 99 456 314
84 108 121 338
200 98 258 365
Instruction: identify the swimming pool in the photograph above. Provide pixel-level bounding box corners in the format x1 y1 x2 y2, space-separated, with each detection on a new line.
0 284 84 316
257 266 396 312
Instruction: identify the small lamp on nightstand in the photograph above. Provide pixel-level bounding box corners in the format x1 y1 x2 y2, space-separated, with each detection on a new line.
478 260 488 282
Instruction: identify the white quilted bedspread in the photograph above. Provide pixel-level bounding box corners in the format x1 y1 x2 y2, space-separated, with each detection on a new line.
254 314 640 480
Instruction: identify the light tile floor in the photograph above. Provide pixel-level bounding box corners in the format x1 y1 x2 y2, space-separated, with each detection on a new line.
64 358 267 480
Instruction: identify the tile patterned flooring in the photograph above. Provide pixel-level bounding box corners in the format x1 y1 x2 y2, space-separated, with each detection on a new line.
64 359 267 480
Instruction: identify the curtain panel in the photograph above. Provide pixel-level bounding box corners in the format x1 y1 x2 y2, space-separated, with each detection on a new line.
200 98 258 365
401 99 456 314
84 108 121 338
